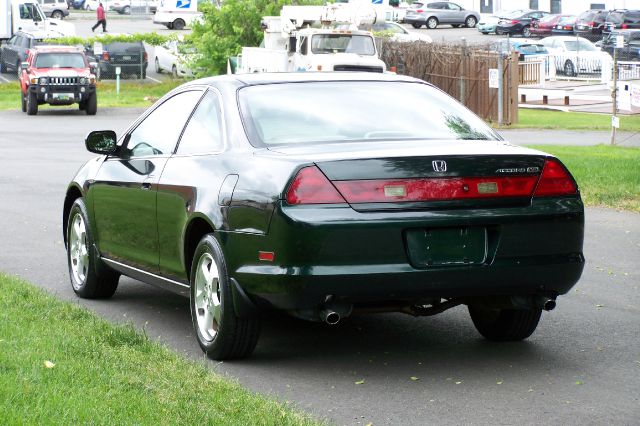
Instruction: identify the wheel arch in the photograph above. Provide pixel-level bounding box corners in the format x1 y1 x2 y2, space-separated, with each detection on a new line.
183 214 216 281
63 184 84 248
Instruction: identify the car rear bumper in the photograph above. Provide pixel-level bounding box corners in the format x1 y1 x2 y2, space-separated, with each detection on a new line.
223 197 585 310
404 17 425 25
99 62 148 76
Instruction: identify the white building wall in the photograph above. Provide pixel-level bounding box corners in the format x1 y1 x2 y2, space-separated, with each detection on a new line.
454 0 640 15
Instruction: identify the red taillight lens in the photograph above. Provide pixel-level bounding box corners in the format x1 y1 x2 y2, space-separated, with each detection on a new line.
588 21 595 27
286 166 347 205
333 176 538 203
511 19 520 24
622 23 629 29
416 9 424 13
102 51 110 61
564 25 572 30
533 159 577 197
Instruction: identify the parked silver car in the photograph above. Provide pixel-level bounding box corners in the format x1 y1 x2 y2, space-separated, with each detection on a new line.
404 1 480 29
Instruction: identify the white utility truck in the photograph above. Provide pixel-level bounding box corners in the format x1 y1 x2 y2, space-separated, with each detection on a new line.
153 0 202 30
1 0 74 40
232 4 387 74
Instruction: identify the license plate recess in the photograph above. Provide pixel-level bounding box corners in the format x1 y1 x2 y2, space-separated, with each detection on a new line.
405 227 487 267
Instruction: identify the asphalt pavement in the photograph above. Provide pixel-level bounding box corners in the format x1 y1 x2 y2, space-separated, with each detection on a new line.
0 108 638 425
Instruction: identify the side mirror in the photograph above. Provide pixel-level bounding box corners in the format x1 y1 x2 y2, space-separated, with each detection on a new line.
85 130 118 155
20 61 29 70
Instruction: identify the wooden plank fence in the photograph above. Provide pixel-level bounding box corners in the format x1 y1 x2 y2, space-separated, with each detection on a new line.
378 40 519 125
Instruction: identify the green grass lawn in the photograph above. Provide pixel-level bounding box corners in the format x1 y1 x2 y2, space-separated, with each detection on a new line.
527 145 640 212
0 81 182 110
514 109 640 132
0 273 320 425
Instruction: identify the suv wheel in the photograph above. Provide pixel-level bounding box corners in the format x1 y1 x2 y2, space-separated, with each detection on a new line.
426 17 439 29
21 93 26 112
67 198 119 298
85 93 97 115
123 5 130 14
26 91 38 115
468 305 542 341
52 10 63 19
190 234 261 360
564 60 576 77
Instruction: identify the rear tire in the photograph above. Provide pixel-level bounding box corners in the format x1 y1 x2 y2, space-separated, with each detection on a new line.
123 5 130 14
85 93 97 115
564 60 576 77
426 17 438 29
26 91 38 115
52 10 64 19
171 64 178 79
522 26 532 37
411 22 422 29
21 92 26 112
0 57 6 73
154 57 161 73
190 234 260 360
465 16 477 28
468 305 542 341
67 198 119 299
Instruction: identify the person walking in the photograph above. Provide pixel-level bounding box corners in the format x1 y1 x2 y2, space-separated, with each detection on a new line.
92 3 107 33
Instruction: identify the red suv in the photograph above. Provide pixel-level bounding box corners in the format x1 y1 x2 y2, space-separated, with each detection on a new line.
19 46 97 116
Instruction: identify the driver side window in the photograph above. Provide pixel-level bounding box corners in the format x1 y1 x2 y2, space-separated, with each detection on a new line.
125 90 203 158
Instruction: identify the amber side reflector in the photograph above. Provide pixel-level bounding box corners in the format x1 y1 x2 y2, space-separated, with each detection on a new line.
258 251 275 262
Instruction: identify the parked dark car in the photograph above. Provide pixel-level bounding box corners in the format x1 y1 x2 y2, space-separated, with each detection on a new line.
63 72 585 360
605 9 640 31
575 9 610 41
72 0 86 9
0 31 58 77
404 1 480 29
531 14 576 37
85 39 148 79
600 29 640 60
496 10 549 37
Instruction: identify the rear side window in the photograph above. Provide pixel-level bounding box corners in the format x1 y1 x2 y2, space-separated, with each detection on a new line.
578 11 596 20
177 91 223 154
124 90 203 157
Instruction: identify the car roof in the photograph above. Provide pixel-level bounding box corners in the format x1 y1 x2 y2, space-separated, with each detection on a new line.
186 72 423 88
32 45 85 54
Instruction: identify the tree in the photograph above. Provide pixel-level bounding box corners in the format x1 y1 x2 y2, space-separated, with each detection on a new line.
191 0 323 76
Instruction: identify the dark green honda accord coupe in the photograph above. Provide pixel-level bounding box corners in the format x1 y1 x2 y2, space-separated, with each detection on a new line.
63 72 584 360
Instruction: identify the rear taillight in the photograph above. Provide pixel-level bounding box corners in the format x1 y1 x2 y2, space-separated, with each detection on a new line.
286 166 347 205
564 25 572 30
333 176 538 203
533 159 577 197
622 23 629 29
102 51 110 61
511 19 520 24
416 9 424 13
588 21 595 27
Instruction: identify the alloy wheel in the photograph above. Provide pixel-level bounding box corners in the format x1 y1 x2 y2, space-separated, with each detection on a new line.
194 252 221 342
69 213 89 288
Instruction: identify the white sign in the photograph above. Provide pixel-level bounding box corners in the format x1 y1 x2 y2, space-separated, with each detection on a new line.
93 42 103 56
115 66 121 76
631 84 640 107
615 35 625 49
488 68 499 88
617 82 632 111
612 116 620 128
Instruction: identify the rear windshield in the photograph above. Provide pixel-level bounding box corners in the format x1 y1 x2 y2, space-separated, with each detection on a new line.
238 81 499 146
578 11 596 21
35 53 85 68
607 12 624 23
564 39 599 51
311 34 375 55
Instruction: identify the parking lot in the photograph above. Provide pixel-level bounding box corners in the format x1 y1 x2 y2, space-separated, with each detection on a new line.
0 107 638 425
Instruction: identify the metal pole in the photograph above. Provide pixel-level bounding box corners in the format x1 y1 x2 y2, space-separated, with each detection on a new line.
459 37 466 104
611 46 618 145
498 52 504 126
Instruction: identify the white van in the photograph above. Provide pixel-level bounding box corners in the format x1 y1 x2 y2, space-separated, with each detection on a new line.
153 0 202 30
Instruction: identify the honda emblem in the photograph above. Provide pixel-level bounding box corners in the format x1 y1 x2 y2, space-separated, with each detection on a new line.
432 160 447 172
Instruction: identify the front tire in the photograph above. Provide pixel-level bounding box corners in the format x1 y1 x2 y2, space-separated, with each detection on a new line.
26 91 38 115
123 5 130 14
564 60 576 77
52 10 64 19
411 22 422 29
468 305 542 341
522 26 532 37
426 17 438 29
154 57 161 73
21 93 26 112
85 93 97 115
190 234 260 360
67 198 119 299
173 18 185 30
171 64 178 79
